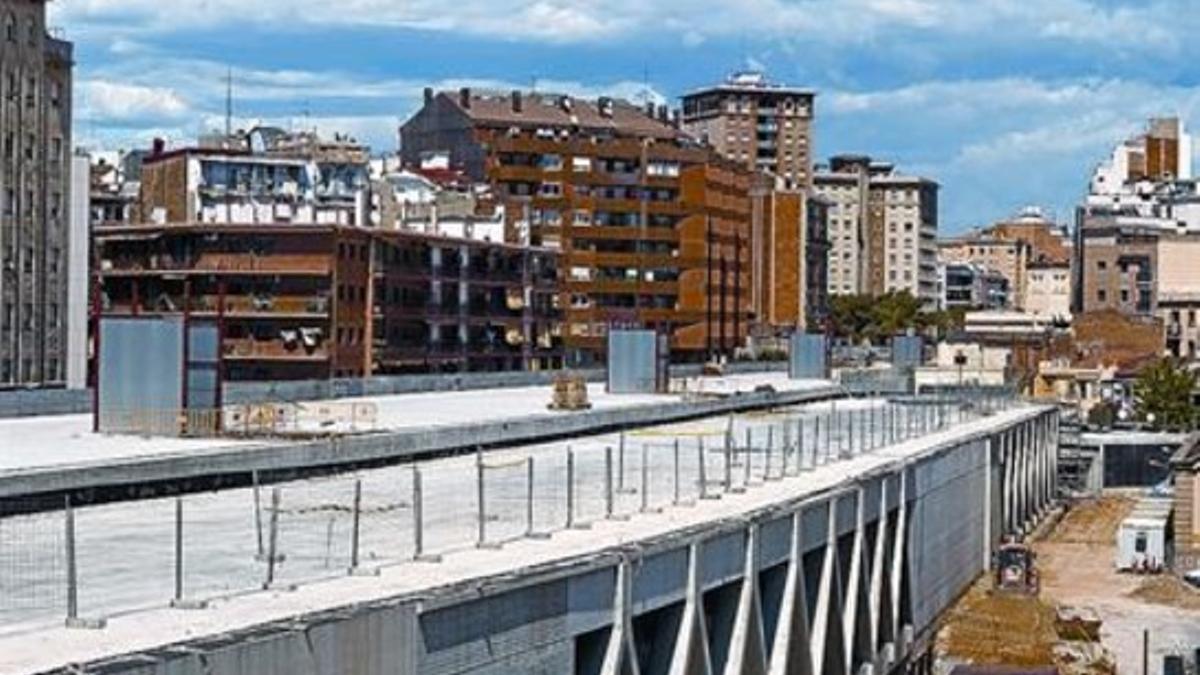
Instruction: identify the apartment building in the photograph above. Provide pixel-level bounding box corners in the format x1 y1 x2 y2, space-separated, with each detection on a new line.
939 235 1029 309
96 129 562 381
1024 262 1072 321
748 176 829 333
680 71 815 190
812 155 939 305
401 88 755 363
0 0 73 388
942 262 1009 310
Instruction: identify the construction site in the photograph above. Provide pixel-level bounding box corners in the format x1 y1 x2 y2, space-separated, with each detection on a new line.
936 494 1200 674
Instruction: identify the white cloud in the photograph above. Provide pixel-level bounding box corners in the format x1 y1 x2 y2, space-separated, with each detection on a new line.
49 0 1199 53
80 81 190 123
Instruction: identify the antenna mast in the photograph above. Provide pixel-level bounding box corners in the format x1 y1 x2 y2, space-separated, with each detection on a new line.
225 67 233 138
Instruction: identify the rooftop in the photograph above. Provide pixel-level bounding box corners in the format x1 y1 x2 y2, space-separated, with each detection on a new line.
681 70 816 98
440 89 684 141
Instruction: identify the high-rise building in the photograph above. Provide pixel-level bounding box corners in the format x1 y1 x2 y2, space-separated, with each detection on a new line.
813 155 939 306
0 0 73 388
680 71 815 190
401 88 755 364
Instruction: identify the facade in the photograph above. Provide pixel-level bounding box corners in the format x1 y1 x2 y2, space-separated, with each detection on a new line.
942 262 1009 310
680 71 815 190
812 155 939 305
939 234 1029 310
0 0 73 388
1023 261 1071 321
96 224 562 380
401 88 756 363
1169 438 1200 572
748 177 829 335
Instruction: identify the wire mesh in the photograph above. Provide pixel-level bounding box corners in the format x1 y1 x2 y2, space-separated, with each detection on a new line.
0 508 65 628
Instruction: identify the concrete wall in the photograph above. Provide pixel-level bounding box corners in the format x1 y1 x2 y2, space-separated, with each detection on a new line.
54 407 1060 675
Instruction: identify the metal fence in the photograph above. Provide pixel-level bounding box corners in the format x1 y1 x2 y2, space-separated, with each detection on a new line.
0 393 1018 634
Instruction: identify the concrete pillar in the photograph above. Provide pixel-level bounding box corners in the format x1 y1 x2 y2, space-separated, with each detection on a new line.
810 505 838 675
669 543 714 675
983 436 994 569
767 511 814 675
867 480 889 662
889 470 908 660
600 558 642 675
841 490 866 675
724 526 768 675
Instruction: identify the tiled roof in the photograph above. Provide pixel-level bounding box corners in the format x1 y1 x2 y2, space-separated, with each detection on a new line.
443 91 683 141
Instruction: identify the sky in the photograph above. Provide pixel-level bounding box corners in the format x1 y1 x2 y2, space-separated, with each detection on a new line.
49 0 1200 234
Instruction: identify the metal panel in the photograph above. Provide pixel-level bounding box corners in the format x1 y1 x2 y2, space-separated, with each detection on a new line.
891 335 924 368
98 317 185 434
186 321 221 411
788 333 828 380
607 329 662 394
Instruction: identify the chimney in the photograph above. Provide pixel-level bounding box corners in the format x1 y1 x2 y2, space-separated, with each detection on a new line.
151 137 165 157
645 101 656 118
598 97 613 118
671 109 681 129
559 95 573 113
656 105 668 122
511 90 523 114
423 87 433 105
459 87 471 109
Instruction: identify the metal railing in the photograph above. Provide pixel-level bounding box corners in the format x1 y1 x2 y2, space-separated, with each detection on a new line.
0 393 1018 633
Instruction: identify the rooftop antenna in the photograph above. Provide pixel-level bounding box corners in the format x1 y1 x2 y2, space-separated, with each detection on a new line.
224 67 233 138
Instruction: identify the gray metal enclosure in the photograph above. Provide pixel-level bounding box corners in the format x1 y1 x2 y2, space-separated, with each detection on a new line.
891 335 924 368
606 329 665 394
97 316 186 434
788 333 828 379
97 316 222 435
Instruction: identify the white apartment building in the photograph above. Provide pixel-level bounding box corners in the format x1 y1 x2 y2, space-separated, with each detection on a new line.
813 155 939 306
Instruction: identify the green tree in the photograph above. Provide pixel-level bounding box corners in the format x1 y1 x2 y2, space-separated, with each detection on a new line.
828 294 875 343
871 291 923 340
1133 358 1198 431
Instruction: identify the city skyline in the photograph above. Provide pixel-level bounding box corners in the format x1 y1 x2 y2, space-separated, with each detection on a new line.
55 0 1200 234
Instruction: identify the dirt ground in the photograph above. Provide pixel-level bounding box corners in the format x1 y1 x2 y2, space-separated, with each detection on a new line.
938 495 1200 673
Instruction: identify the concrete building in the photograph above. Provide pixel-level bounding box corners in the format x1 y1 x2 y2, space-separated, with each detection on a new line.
680 70 815 190
813 155 939 305
1024 261 1072 321
401 88 756 364
939 233 1030 310
942 261 1009 311
0 0 73 388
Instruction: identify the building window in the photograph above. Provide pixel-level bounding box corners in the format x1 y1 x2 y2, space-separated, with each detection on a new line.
1097 289 1107 302
1097 260 1107 271
4 13 14 42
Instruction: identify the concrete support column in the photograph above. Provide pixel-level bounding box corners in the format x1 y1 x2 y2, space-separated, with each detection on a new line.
867 480 889 663
669 543 714 675
810 505 838 675
600 559 641 675
841 489 865 675
724 526 768 675
1001 430 1014 537
889 470 909 660
768 511 814 675
983 437 994 568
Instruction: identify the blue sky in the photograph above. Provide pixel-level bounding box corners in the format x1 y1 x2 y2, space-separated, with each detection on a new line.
51 0 1200 234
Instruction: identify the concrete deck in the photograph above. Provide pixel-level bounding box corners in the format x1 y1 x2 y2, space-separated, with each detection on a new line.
0 374 839 500
0 403 1047 674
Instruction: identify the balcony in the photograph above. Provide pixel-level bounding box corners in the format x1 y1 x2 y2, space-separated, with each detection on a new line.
223 338 329 361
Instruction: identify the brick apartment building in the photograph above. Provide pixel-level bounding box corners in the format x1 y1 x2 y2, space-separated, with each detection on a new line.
401 88 758 363
96 130 562 381
0 0 73 388
680 71 815 191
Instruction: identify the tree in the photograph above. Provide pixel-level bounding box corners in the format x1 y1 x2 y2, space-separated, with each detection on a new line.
871 291 923 340
1133 358 1198 431
828 294 875 343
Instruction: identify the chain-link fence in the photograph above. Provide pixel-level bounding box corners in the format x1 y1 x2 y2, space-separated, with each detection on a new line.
0 393 1019 633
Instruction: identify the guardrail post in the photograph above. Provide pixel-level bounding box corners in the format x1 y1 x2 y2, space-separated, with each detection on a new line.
170 498 207 609
566 447 588 529
742 427 752 488
765 426 775 480
252 469 264 561
525 456 550 539
64 496 99 628
412 466 440 562
605 446 615 519
639 444 650 513
699 437 717 500
263 488 281 590
673 438 681 505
